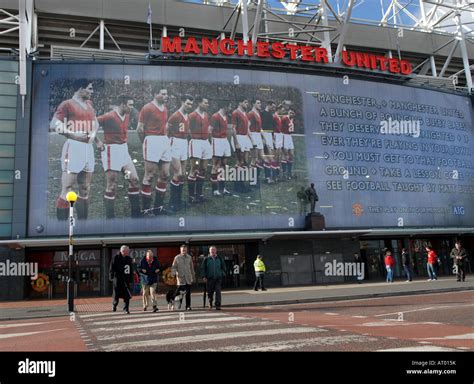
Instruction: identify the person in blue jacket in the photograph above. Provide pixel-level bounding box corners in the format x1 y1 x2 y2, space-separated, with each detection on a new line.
138 249 161 312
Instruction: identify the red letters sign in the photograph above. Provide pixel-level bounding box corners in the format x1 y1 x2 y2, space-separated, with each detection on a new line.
160 37 412 75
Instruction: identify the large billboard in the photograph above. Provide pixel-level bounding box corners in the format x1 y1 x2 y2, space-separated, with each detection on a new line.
28 63 474 236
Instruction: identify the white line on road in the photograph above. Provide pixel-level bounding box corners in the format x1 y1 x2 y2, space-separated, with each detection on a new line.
102 327 321 351
79 310 212 320
378 346 459 352
0 322 45 329
374 303 474 317
96 321 278 342
90 316 250 333
0 328 68 340
194 335 378 352
418 333 474 340
88 312 226 326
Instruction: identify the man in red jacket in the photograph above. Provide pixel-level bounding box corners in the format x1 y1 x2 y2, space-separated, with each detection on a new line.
426 246 438 281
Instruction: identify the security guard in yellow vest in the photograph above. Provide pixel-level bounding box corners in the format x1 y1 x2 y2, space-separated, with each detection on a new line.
253 255 267 291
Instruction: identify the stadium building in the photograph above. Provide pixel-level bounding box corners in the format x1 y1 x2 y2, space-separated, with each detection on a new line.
0 0 473 300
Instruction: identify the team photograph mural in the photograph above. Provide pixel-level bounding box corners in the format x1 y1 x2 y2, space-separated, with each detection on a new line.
28 64 474 236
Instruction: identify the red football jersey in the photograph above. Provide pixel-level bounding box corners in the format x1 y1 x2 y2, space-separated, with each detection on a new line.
168 110 189 139
273 113 282 133
247 110 262 133
138 102 168 136
53 98 97 133
189 110 209 140
98 110 129 145
210 112 228 139
281 116 294 134
232 109 249 135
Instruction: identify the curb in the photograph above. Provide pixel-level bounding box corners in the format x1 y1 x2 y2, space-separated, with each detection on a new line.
221 286 474 308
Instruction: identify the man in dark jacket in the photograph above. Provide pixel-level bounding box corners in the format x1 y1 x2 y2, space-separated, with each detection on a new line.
450 241 468 282
138 249 161 312
202 246 226 310
109 245 133 313
401 248 412 282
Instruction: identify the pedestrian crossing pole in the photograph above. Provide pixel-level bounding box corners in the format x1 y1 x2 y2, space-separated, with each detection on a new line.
66 191 78 313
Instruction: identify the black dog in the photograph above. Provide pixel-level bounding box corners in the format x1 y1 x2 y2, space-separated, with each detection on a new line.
166 288 185 311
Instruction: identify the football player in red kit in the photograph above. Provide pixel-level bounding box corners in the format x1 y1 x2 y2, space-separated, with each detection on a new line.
247 99 264 186
210 101 233 196
188 96 212 204
231 97 254 193
50 78 103 221
97 95 140 218
281 107 296 180
261 100 277 184
168 94 194 212
137 85 170 215
273 104 285 181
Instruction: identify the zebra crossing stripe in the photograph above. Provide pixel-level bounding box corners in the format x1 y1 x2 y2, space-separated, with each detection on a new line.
88 312 227 326
102 327 319 351
96 321 276 341
195 335 375 352
90 316 249 333
80 310 211 320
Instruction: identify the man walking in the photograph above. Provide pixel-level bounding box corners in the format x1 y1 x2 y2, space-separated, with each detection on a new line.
253 255 267 291
202 246 226 310
109 245 133 314
138 249 161 312
450 241 468 282
171 245 195 310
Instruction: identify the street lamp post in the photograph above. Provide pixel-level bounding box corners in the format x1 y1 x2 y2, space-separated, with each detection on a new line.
66 191 78 312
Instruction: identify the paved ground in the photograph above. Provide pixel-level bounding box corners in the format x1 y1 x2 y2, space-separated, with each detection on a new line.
0 290 471 352
0 276 472 321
